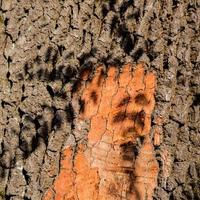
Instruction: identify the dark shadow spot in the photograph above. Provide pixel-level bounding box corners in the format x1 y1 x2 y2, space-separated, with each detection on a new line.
0 166 6 178
82 61 94 72
58 64 65 72
51 112 62 130
125 126 137 133
7 56 12 64
120 142 137 160
1 100 12 108
19 136 32 159
133 48 144 61
6 71 10 79
43 69 50 81
147 50 159 62
135 110 145 128
135 94 149 106
24 197 31 200
46 85 54 97
49 66 62 81
135 94 148 105
139 135 145 144
22 84 25 92
52 50 59 66
24 8 29 14
0 149 13 169
109 0 116 10
49 68 60 81
179 26 185 32
45 46 53 63
176 70 185 86
99 55 108 65
24 62 29 75
5 195 16 200
31 135 39 153
17 73 24 80
37 44 42 49
71 80 81 93
163 55 169 70
34 55 41 64
21 96 28 102
38 121 49 146
106 58 123 67
118 96 131 107
110 15 119 35
146 38 154 47
132 147 139 158
82 29 86 45
55 23 58 29
18 108 26 118
123 34 134 54
167 38 173 46
65 103 75 123
90 90 98 104
119 0 134 16
55 90 67 99
193 94 200 106
157 159 162 169
28 73 34 81
62 66 77 83
4 17 9 26
118 24 134 54
102 4 109 18
78 50 95 66
172 0 179 7
127 112 137 121
37 68 44 79
79 65 93 80
58 45 66 56
127 9 140 22
79 99 85 113
24 115 34 123
22 169 30 184
113 111 126 123
65 51 74 59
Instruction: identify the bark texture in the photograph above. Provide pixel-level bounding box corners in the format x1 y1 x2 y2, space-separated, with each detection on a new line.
43 63 159 200
0 0 200 200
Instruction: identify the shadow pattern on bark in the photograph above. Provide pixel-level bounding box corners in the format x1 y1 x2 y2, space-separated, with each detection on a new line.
0 0 199 199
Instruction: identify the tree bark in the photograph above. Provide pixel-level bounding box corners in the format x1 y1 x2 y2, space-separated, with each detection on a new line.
0 0 199 199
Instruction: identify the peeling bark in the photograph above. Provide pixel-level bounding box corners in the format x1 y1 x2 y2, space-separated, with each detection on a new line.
43 63 159 200
0 0 199 200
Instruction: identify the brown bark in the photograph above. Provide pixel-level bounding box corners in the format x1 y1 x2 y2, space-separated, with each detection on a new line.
0 0 199 199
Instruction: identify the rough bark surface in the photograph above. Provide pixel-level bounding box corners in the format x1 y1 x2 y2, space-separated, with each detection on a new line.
0 0 199 200
43 63 159 200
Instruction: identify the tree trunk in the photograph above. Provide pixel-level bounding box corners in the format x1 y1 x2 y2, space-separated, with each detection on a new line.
0 0 199 199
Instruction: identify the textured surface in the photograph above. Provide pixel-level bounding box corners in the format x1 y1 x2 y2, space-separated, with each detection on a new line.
43 63 159 200
0 0 200 199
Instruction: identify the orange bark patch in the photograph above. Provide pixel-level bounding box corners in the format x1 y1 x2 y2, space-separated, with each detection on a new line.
43 147 76 200
43 63 159 200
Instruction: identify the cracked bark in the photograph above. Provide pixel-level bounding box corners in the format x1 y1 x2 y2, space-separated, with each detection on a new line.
0 0 200 200
43 63 159 200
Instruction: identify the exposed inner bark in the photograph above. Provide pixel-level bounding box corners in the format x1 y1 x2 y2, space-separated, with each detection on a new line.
0 0 199 199
43 63 159 200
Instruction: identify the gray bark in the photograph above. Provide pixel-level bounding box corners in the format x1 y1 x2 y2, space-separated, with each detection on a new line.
0 0 199 199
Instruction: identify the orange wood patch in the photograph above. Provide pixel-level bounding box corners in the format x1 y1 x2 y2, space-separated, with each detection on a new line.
43 63 159 200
